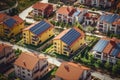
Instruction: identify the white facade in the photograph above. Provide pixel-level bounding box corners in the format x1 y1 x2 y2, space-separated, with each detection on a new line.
56 8 87 24
92 51 119 64
14 58 48 80
79 0 112 8
97 21 120 34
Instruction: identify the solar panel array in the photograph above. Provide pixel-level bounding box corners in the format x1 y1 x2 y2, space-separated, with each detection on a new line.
4 18 16 28
61 28 80 46
111 43 120 56
99 14 119 23
30 20 50 35
92 39 109 52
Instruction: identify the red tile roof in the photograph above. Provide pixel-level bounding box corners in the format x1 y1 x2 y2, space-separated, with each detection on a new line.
14 52 47 70
0 13 7 23
113 19 120 25
84 12 100 20
103 40 116 54
55 62 90 80
57 6 76 16
12 15 24 24
101 37 120 56
33 2 52 11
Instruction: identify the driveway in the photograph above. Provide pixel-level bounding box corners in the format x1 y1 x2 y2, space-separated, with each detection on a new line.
19 0 48 23
19 6 35 23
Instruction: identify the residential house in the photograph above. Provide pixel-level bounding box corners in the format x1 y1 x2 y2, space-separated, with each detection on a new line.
83 11 100 26
79 0 114 8
53 27 85 56
14 52 48 80
55 62 91 80
23 20 54 46
92 37 120 64
32 2 53 17
0 43 15 64
0 14 24 38
56 6 87 24
97 13 120 34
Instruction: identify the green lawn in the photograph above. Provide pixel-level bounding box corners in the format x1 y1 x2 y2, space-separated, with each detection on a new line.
17 0 41 13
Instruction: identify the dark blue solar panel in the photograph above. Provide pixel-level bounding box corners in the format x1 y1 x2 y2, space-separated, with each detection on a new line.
111 43 120 56
60 28 80 46
30 20 50 35
99 14 119 23
93 39 109 52
4 18 16 28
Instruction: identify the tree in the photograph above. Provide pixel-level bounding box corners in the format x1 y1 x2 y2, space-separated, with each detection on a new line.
96 59 102 67
105 61 112 71
112 64 118 74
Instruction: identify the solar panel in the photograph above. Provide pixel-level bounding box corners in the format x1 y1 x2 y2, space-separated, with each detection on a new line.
30 20 45 31
30 20 50 35
4 18 16 28
61 28 80 46
99 14 119 23
92 39 109 52
111 43 120 56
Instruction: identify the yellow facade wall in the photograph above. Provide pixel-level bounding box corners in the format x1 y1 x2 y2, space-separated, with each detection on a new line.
0 23 24 38
23 27 54 46
0 24 4 36
53 37 85 56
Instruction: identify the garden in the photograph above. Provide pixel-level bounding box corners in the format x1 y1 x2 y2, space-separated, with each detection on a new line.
73 35 120 77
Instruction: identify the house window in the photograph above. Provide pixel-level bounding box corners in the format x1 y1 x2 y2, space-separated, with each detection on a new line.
23 76 25 78
27 69 30 72
39 40 41 43
28 73 30 76
22 72 25 74
22 67 25 70
32 42 35 44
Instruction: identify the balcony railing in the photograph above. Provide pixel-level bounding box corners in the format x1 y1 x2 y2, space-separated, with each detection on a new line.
34 69 39 74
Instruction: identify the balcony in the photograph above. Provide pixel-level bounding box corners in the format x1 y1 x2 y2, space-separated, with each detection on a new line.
32 36 39 41
95 54 101 59
99 25 103 28
4 29 10 34
34 69 39 74
0 56 5 60
40 63 48 71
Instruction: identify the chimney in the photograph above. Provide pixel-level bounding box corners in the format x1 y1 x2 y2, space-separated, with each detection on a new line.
67 6 70 12
23 60 26 67
64 65 69 72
